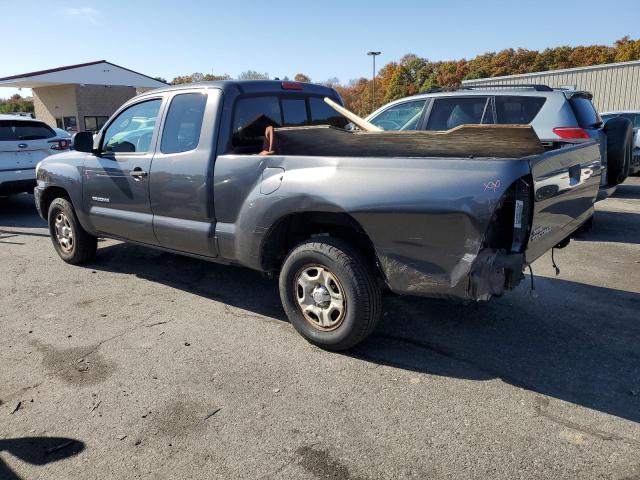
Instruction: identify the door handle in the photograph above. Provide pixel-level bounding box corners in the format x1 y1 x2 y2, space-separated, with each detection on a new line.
130 168 148 179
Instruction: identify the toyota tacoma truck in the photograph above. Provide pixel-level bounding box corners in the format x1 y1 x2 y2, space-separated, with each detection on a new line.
34 80 617 350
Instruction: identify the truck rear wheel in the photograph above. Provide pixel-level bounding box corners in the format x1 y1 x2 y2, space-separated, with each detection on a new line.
279 237 381 351
48 197 97 264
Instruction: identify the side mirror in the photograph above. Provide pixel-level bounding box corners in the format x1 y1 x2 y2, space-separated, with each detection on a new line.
73 131 94 153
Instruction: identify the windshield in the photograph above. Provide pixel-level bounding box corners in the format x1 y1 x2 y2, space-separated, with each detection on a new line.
601 112 640 128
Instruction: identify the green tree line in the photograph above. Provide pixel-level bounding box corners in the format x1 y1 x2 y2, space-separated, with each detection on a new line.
0 94 34 114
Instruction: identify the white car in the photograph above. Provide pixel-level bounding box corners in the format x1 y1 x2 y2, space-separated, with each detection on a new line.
53 127 73 140
0 114 71 196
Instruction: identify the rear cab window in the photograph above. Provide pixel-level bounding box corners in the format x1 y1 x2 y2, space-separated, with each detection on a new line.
0 120 55 141
569 95 601 128
282 99 307 126
232 94 348 151
495 96 546 124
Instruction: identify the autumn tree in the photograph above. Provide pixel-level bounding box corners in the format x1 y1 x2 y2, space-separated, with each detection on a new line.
166 37 640 115
614 36 640 61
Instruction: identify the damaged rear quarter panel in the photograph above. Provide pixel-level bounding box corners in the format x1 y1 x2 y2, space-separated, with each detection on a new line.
215 154 530 300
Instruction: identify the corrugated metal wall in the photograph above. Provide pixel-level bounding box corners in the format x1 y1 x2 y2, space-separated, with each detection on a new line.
462 61 640 113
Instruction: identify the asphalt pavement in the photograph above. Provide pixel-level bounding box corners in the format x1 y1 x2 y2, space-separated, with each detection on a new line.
1 178 639 479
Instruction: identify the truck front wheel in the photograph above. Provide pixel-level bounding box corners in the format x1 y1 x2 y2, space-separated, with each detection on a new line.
48 197 97 264
279 237 382 351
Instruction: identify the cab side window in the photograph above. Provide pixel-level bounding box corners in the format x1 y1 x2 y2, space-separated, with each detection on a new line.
160 93 207 154
370 100 426 131
103 99 162 153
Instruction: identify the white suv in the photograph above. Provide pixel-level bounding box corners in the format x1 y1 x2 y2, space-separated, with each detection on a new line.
0 114 70 196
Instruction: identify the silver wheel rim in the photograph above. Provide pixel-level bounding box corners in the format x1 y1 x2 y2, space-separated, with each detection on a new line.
294 265 346 331
54 212 74 252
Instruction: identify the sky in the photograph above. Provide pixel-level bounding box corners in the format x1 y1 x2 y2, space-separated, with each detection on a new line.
1 0 639 98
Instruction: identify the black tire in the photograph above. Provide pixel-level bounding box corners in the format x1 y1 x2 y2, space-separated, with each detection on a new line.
604 117 633 186
279 237 381 351
48 197 97 264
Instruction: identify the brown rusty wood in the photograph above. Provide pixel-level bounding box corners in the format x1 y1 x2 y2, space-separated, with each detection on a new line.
271 124 545 159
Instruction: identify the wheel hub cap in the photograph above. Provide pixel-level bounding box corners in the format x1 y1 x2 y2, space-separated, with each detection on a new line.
312 286 331 306
54 212 74 252
295 265 346 331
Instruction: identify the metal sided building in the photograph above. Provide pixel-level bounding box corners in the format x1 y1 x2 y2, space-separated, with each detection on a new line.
462 60 640 113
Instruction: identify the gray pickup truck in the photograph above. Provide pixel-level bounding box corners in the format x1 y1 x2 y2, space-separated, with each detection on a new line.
35 80 605 350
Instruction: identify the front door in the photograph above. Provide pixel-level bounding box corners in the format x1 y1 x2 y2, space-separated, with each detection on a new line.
83 97 164 245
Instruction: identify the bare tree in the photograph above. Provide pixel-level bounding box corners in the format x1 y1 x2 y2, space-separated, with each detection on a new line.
237 70 270 80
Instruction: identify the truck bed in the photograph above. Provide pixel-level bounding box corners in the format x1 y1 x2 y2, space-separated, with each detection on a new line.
214 141 602 301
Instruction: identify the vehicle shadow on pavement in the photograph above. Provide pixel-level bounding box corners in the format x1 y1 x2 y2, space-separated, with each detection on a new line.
88 241 640 425
0 437 84 480
612 181 640 200
0 194 47 232
355 276 640 425
573 210 640 245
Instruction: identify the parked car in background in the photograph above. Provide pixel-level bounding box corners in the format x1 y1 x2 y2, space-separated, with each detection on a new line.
366 85 634 198
0 115 71 195
34 81 615 350
53 127 73 140
600 110 640 175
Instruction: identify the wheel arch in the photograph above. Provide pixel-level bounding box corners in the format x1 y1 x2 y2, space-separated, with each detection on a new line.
40 185 73 218
260 211 382 278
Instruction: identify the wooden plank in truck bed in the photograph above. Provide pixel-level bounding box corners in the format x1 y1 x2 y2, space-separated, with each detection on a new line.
271 124 545 158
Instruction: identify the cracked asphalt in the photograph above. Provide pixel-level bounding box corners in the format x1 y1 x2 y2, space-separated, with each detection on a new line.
1 178 639 479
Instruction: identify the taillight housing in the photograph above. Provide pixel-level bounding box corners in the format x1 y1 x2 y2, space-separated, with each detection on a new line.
49 139 71 151
281 82 303 90
552 127 590 140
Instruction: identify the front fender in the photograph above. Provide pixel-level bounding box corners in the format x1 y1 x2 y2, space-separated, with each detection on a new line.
36 152 92 232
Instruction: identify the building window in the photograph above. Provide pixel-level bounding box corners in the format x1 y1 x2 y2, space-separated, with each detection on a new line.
55 118 63 129
63 116 77 132
84 116 109 133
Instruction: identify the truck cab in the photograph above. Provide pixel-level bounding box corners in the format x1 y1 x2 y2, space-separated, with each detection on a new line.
36 81 346 256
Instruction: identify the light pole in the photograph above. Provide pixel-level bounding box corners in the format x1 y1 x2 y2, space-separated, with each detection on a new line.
367 51 381 113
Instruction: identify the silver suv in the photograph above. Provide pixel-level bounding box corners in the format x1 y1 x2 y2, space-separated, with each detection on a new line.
365 85 630 196
366 85 601 143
